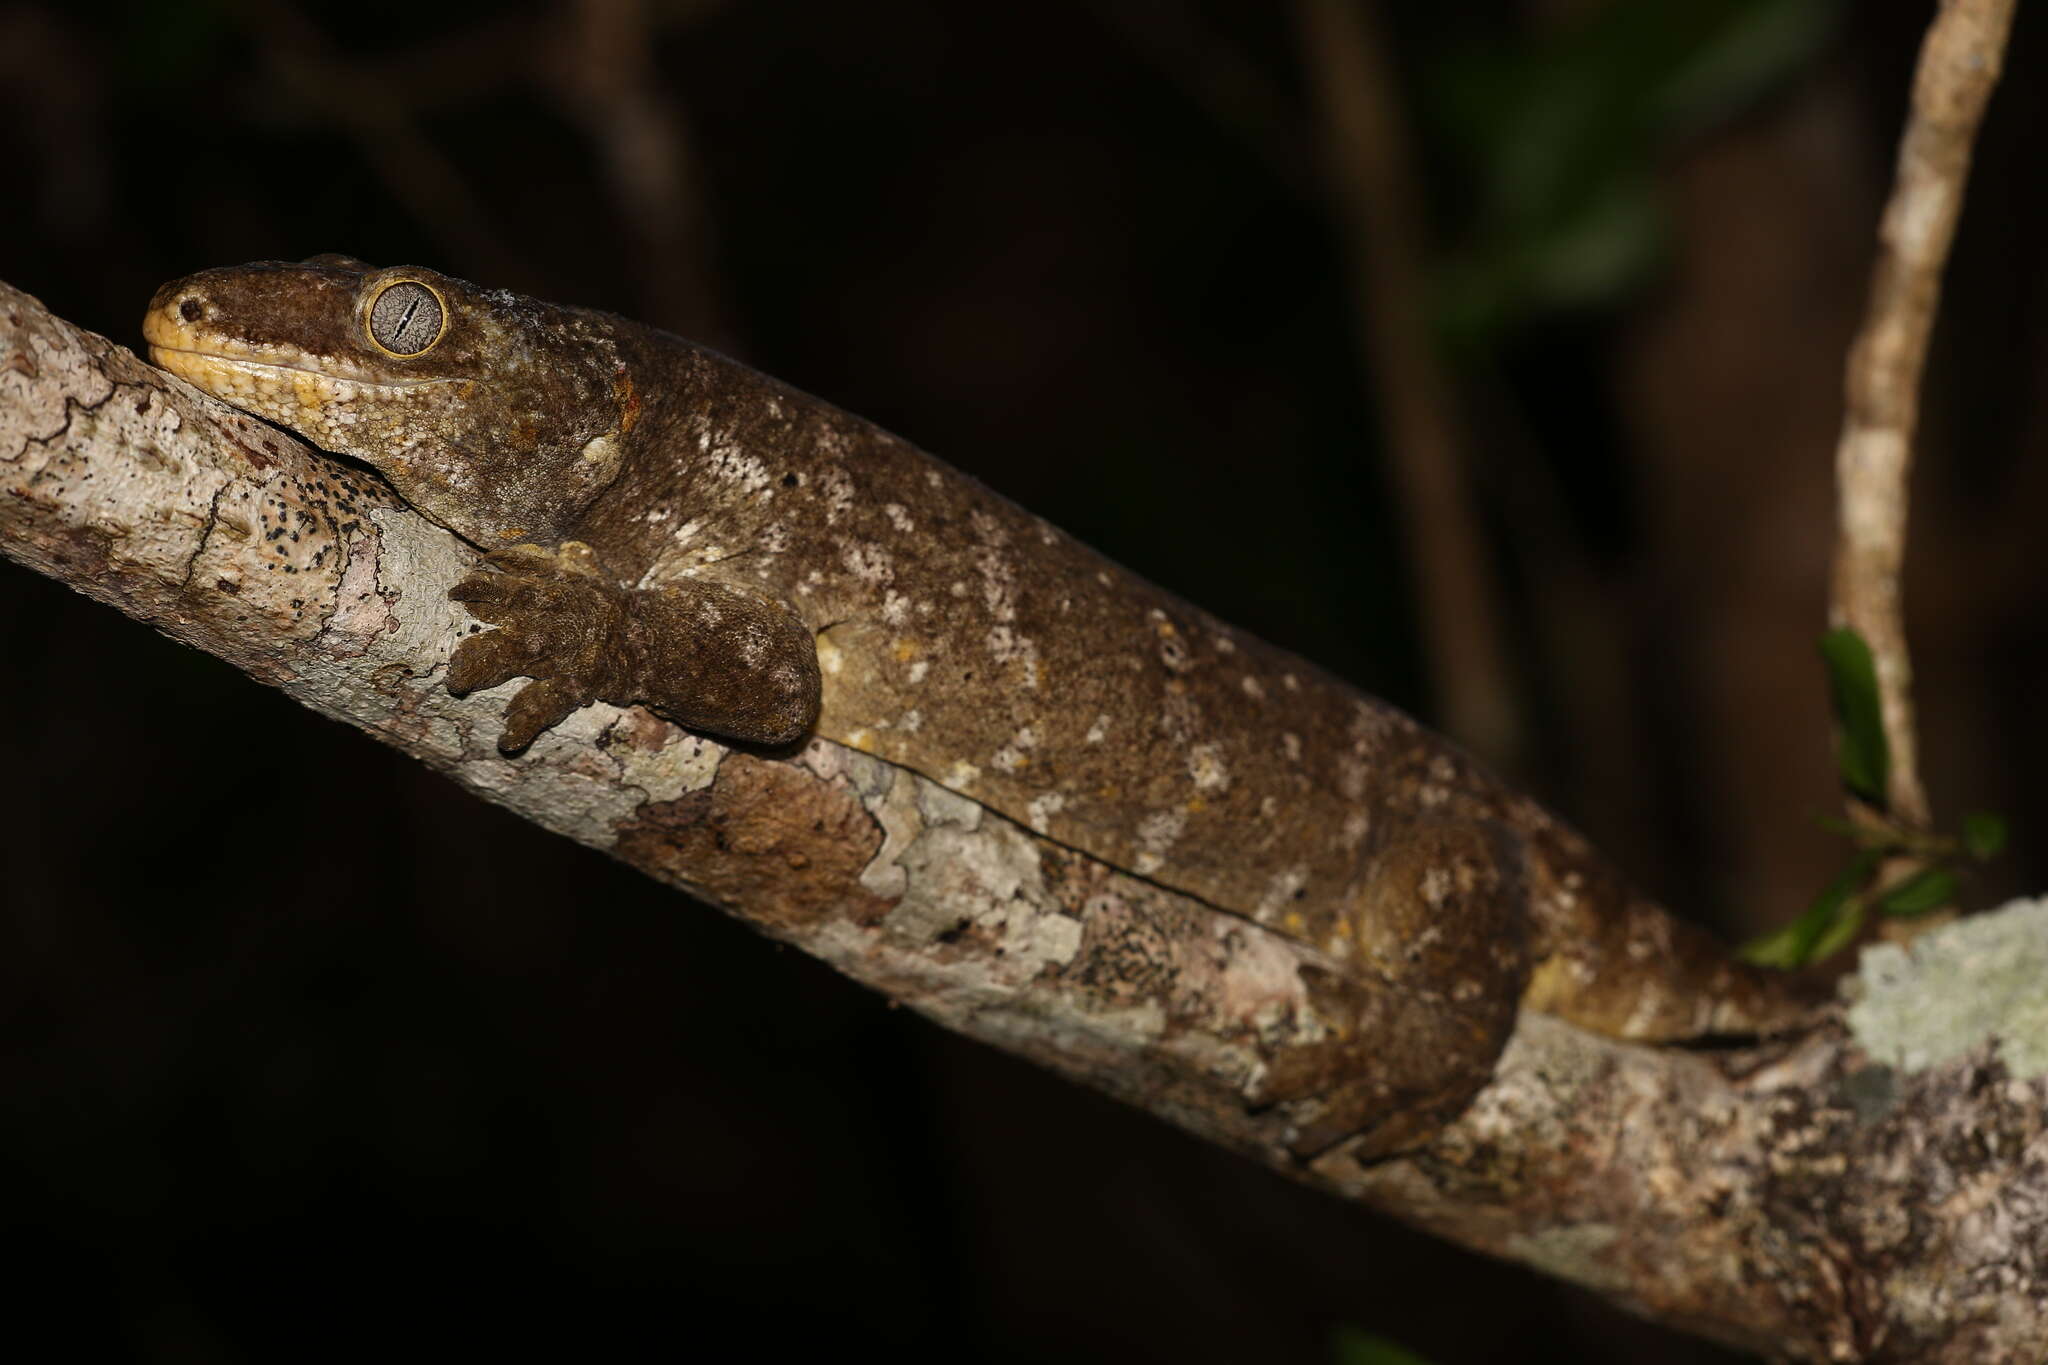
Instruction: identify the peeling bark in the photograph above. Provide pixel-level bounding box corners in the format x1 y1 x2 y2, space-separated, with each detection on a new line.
3 283 2044 1360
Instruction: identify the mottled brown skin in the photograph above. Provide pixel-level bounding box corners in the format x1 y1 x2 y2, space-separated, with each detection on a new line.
143 258 1808 1151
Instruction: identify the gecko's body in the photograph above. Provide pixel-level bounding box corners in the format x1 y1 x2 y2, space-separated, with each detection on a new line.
144 258 1802 1151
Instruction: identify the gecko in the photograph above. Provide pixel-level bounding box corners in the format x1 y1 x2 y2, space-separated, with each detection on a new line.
142 256 1807 1154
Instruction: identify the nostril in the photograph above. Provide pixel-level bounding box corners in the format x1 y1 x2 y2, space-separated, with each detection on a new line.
178 298 202 322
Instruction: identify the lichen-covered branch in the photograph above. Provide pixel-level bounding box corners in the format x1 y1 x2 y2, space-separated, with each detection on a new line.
1831 0 2016 828
4 284 2045 1360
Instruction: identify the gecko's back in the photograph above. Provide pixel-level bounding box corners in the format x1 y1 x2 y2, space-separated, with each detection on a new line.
578 317 1794 1043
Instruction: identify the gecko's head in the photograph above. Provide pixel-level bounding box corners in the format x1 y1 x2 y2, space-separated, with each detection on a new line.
144 256 636 546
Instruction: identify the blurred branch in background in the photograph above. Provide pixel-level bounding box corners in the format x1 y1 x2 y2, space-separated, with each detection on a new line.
1411 1 1845 889
1080 0 1319 196
1830 0 2016 833
1283 0 1853 929
227 0 537 288
1085 0 1520 767
223 0 731 343
1293 0 1523 772
1097 0 1846 802
536 0 734 346
0 5 110 238
1574 0 1860 931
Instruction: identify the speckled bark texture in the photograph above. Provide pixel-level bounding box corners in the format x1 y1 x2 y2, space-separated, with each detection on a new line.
5 281 2045 1360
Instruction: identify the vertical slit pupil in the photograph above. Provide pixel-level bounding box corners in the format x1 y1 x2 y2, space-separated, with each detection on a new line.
372 283 441 354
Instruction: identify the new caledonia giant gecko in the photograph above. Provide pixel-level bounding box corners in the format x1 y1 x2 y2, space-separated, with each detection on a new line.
142 257 1806 1153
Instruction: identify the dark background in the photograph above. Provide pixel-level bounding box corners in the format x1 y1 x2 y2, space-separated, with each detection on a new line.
3 2 2045 1360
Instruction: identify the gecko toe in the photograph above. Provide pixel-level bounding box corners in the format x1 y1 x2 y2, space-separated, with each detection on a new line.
497 677 587 752
447 631 541 695
450 573 555 624
449 570 513 605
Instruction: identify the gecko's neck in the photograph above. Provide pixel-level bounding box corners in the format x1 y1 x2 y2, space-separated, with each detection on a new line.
570 320 722 578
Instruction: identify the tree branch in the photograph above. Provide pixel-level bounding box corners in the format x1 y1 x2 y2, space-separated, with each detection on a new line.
4 283 2044 1360
1831 0 2016 831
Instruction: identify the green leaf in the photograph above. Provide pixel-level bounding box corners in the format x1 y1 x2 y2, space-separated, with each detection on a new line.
1741 849 1880 968
1876 867 1958 918
1819 627 1889 807
1332 1328 1436 1365
1424 0 1842 337
1654 0 1845 135
1738 922 1808 970
118 0 232 90
1962 812 2009 861
1524 174 1664 311
1806 894 1868 961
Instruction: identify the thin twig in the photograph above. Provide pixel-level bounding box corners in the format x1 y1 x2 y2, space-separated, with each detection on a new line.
1831 0 2017 829
1292 0 1522 769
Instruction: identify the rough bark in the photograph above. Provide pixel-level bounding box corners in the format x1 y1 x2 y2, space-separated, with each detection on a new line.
3 283 2044 1361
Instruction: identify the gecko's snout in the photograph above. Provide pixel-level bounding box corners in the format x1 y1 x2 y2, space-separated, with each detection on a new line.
140 276 224 369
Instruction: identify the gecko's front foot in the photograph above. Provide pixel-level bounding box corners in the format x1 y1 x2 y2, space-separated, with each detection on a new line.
448 540 823 752
447 541 637 752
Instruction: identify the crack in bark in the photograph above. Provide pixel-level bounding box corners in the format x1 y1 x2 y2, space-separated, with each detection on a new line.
178 470 233 593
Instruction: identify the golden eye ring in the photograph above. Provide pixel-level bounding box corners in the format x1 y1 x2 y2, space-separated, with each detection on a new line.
364 278 448 357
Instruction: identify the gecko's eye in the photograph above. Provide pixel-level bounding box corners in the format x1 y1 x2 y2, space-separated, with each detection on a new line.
366 280 446 356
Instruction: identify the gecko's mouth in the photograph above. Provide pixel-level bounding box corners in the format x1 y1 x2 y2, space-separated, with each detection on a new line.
146 343 463 393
